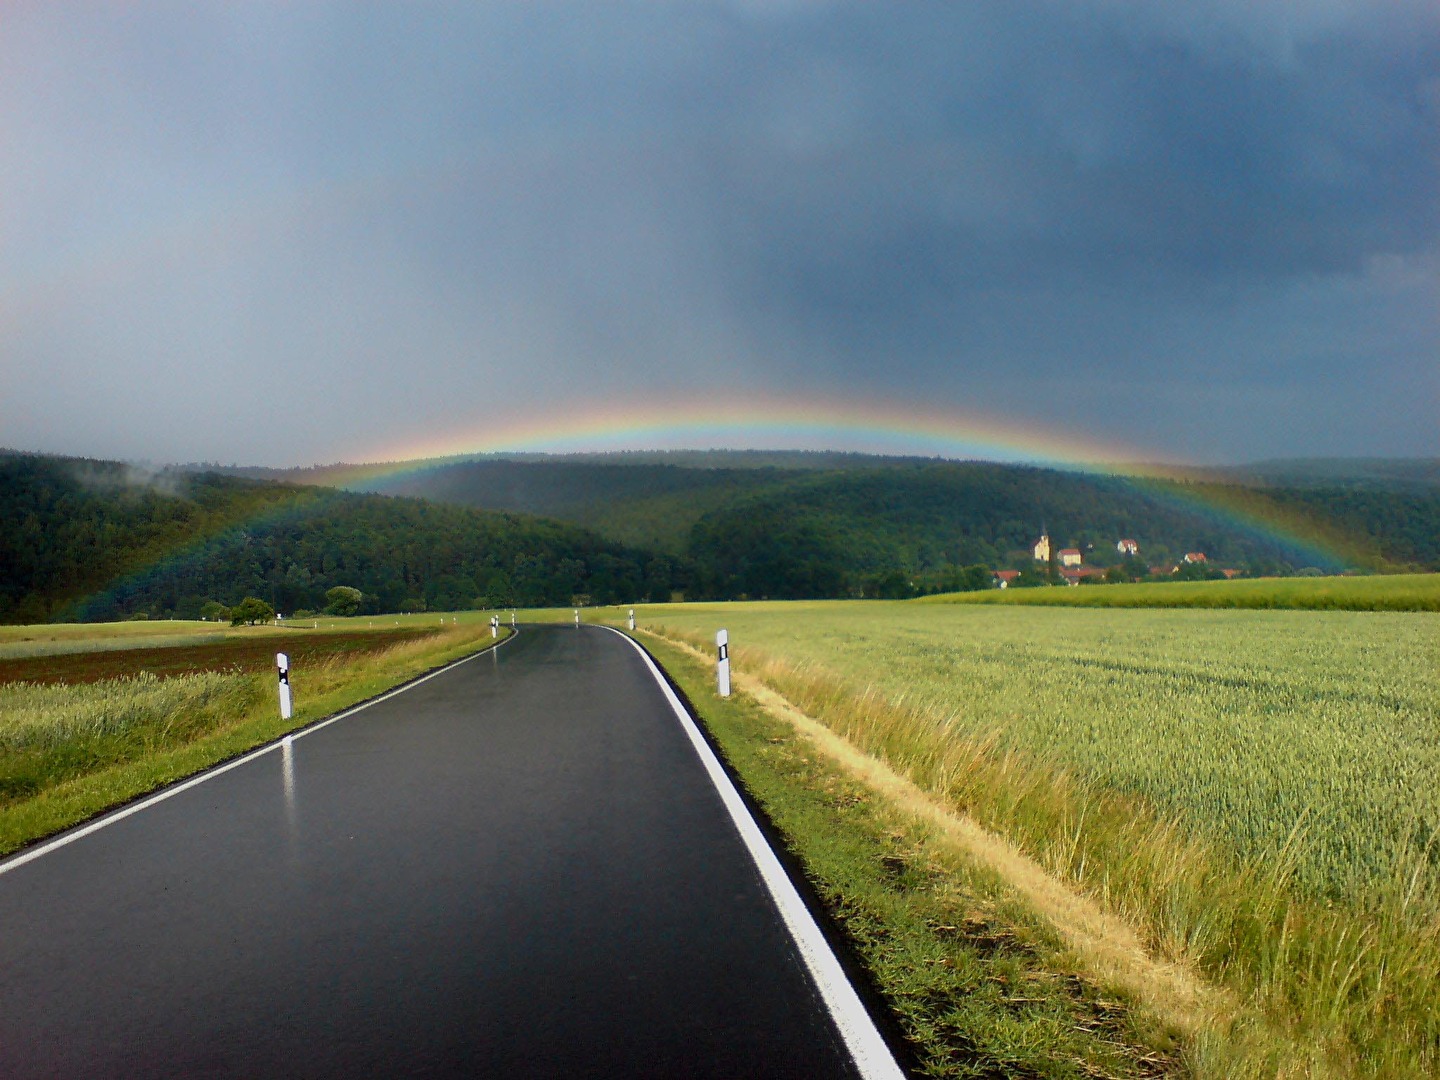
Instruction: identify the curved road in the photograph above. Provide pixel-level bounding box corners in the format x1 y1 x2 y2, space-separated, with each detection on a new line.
0 624 902 1078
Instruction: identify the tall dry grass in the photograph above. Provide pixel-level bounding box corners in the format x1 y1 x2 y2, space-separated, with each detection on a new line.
655 624 1440 1076
0 671 262 751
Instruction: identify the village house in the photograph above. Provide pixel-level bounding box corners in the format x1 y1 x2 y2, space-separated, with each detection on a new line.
1016 528 1232 585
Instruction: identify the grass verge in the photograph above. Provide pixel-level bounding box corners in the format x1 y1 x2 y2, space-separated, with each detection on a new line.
0 624 510 857
636 630 1189 1078
640 624 1440 1077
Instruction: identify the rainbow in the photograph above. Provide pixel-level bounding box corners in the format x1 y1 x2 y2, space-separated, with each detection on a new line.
304 396 1367 570
53 398 1376 622
59 486 337 622
362 396 1148 470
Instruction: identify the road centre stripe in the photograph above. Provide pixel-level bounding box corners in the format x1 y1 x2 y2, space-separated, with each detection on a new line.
0 631 517 879
606 626 907 1080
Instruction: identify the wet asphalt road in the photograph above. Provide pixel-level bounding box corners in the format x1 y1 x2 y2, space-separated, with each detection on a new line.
0 624 870 1078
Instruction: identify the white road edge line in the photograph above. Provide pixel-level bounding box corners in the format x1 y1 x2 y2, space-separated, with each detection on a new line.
0 630 518 879
605 626 906 1080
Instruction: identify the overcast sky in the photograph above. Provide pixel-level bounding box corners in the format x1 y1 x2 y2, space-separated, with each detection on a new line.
2 1 1436 466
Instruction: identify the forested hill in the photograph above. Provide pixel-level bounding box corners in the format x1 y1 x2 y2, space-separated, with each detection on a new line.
0 452 670 623
200 453 907 551
205 453 1440 579
685 465 1440 598
1199 458 1440 492
8 449 1438 621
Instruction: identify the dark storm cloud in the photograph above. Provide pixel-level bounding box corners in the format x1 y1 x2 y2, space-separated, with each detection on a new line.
692 3 1439 322
0 1 1435 464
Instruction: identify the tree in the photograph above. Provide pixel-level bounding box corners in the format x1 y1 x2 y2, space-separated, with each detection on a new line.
324 586 363 616
230 597 275 626
199 600 230 622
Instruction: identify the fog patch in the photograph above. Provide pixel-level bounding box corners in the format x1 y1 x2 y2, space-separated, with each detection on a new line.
68 460 189 500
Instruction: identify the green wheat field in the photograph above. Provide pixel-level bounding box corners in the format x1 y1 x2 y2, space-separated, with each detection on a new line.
645 600 1439 901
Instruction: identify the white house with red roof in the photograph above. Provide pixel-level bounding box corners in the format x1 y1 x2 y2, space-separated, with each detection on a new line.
1057 548 1083 567
1116 538 1139 556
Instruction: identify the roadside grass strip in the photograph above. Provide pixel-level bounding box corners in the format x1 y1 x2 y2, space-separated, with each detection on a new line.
632 612 1440 1078
635 630 1193 1079
0 624 511 858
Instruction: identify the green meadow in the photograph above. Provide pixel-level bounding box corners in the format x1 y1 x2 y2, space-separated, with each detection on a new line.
600 597 1440 1075
931 571 1440 611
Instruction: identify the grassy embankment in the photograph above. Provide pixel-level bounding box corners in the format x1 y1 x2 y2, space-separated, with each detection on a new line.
586 591 1440 1077
0 614 509 856
931 572 1440 611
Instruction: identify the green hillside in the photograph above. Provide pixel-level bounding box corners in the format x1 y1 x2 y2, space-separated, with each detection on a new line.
210 452 896 551
211 453 1440 572
237 453 1440 597
349 459 792 552
0 452 675 623
10 449 1439 618
684 463 1440 598
1202 457 1440 491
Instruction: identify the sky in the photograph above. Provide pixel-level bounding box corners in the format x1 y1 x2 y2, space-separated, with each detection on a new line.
1 1 1436 468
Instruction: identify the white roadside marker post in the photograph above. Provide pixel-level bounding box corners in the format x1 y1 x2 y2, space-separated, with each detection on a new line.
574 608 580 627
490 616 498 639
628 608 635 632
276 652 292 720
511 610 516 628
717 629 731 698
